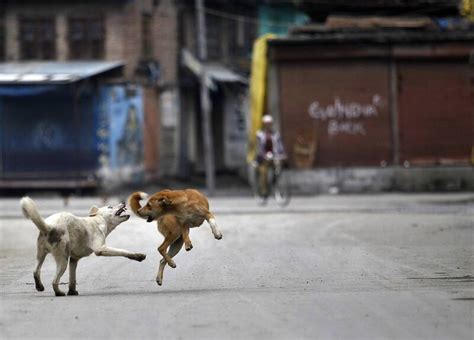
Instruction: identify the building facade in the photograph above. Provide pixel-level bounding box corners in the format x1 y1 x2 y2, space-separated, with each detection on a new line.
176 0 258 178
0 0 181 181
268 32 474 169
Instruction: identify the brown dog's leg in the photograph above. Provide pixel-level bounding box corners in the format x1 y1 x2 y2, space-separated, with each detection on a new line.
67 258 79 296
34 245 48 292
182 227 193 251
158 234 179 268
156 237 184 286
206 213 223 240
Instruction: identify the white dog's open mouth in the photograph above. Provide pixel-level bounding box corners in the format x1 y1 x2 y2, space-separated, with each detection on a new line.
115 206 128 217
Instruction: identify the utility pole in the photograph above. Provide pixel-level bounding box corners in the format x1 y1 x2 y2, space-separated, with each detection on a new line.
195 0 215 195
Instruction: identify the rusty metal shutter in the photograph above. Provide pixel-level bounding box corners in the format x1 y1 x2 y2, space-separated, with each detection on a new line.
397 61 473 166
278 60 392 167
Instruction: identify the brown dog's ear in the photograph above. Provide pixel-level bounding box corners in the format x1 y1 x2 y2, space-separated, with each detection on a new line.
158 197 172 206
89 206 99 216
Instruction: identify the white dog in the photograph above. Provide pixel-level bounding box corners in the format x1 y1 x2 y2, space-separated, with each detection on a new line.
20 197 146 296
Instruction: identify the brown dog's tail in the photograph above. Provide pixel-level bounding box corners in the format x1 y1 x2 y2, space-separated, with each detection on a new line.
128 192 149 219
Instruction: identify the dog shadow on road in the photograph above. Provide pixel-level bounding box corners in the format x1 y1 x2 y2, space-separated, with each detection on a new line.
28 285 246 298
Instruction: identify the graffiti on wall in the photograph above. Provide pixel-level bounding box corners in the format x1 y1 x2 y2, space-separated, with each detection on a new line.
96 85 144 185
116 104 143 167
308 95 384 137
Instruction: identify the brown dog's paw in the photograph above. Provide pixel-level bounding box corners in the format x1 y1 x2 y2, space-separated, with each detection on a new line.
54 290 66 297
67 290 79 296
156 279 162 286
185 244 193 251
215 233 223 240
168 260 176 268
134 253 146 262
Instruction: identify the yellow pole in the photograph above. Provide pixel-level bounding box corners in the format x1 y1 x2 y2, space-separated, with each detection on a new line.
462 0 474 21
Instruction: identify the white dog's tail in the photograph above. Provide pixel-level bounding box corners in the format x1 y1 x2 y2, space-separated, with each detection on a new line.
20 197 50 234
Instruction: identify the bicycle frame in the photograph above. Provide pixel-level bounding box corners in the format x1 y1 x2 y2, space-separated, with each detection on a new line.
253 154 288 202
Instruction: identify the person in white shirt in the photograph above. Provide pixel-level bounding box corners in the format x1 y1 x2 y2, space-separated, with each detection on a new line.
253 115 286 198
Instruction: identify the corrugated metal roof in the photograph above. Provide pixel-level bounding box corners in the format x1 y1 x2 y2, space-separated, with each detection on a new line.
0 61 124 84
206 64 247 84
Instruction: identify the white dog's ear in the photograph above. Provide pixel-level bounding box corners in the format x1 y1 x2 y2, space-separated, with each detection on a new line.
89 206 99 216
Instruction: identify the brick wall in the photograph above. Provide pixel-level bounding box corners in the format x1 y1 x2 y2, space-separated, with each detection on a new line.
143 87 160 177
119 2 142 79
4 12 17 60
2 0 179 84
153 0 178 86
105 9 125 66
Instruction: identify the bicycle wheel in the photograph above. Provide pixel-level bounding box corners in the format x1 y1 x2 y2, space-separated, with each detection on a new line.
274 170 291 206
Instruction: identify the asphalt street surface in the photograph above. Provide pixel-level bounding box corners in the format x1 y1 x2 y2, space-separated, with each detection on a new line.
1 193 473 339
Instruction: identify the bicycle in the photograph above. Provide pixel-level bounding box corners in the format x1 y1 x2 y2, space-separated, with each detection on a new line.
251 152 291 206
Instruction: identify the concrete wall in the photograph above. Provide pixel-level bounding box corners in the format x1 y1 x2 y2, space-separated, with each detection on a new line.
289 166 474 194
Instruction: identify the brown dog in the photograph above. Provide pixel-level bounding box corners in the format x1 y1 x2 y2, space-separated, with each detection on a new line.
128 189 222 285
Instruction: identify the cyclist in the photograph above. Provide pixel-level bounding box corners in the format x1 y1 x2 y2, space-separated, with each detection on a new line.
254 115 286 198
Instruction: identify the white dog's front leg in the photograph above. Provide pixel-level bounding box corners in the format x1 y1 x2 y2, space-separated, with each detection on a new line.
94 246 146 262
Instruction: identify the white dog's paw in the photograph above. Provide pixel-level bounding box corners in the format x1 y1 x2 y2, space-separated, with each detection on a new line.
34 275 44 291
133 253 146 262
67 289 79 296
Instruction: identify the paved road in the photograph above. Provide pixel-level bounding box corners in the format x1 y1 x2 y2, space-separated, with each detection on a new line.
1 194 473 339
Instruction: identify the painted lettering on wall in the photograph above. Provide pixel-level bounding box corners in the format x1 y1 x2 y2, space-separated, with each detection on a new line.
308 95 383 137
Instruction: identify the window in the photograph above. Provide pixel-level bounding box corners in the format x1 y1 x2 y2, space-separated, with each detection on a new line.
204 11 257 62
19 18 56 60
68 17 105 59
142 13 153 58
206 14 222 61
228 14 256 59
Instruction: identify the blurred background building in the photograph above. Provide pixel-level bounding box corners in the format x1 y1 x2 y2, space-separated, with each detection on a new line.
0 0 173 191
0 0 472 193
